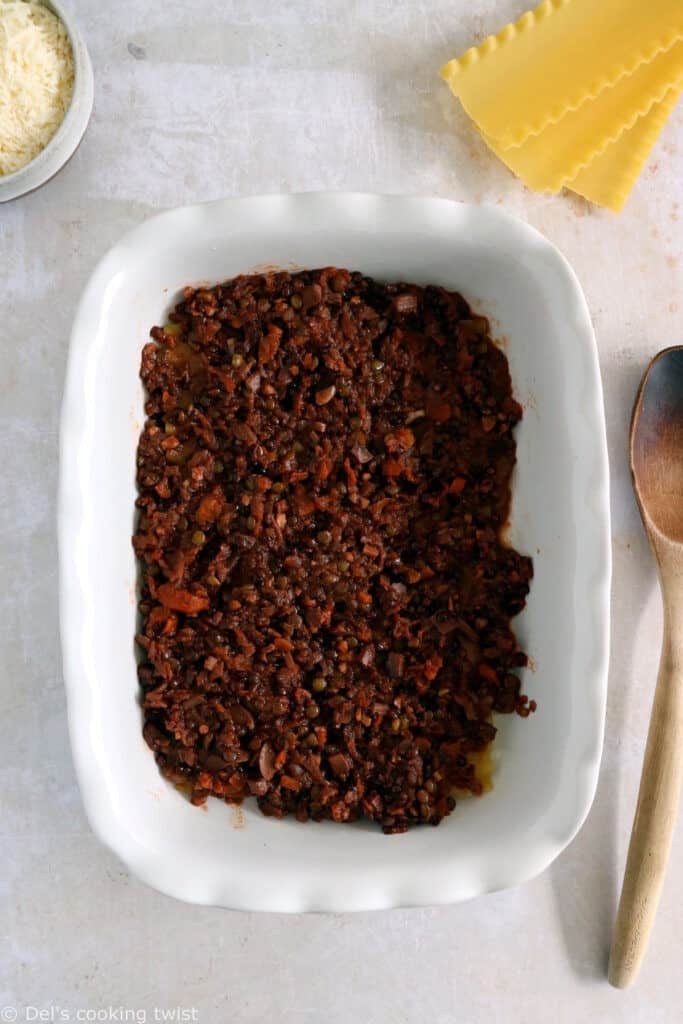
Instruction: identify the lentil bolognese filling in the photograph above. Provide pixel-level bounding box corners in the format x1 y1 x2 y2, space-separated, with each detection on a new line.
134 268 533 833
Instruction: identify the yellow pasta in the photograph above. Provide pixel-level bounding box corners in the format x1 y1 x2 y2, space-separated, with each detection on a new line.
567 85 682 211
440 0 683 148
480 39 683 192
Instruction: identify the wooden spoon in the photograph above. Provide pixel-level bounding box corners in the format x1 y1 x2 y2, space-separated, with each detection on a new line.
609 346 683 988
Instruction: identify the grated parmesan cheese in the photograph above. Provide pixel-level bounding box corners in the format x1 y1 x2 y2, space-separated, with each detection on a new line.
0 0 75 176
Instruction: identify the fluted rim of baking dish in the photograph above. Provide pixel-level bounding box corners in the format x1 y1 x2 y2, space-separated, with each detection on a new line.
58 193 610 911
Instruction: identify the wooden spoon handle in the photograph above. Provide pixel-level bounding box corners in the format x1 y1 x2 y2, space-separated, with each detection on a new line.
609 616 683 988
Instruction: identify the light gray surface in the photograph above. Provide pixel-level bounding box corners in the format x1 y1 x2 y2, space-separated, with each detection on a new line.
1 1 682 1020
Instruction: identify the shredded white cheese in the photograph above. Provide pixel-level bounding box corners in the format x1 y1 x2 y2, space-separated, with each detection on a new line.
0 0 75 176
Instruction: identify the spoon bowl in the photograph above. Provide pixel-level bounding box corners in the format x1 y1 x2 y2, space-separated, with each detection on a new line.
631 346 683 544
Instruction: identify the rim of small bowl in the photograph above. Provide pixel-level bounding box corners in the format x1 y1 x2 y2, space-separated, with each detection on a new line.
0 0 94 202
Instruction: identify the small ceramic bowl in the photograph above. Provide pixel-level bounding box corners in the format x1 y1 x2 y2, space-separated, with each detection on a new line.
0 0 94 203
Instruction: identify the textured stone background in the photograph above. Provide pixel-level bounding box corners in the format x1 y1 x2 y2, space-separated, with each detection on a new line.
2 1 683 1020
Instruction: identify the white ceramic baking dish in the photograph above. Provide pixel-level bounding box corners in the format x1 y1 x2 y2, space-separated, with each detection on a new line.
59 193 610 911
